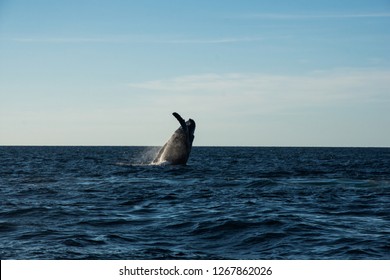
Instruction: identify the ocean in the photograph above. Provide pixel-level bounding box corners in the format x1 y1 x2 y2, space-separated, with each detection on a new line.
0 146 389 259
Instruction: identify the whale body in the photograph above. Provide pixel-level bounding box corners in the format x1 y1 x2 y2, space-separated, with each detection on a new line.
153 112 195 165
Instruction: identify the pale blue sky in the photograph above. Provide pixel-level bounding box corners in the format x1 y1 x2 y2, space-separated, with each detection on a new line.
0 0 389 146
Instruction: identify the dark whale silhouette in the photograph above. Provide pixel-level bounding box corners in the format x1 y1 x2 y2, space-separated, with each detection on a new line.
153 112 196 165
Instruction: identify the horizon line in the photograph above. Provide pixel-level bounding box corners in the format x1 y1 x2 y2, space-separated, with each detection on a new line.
1 145 389 148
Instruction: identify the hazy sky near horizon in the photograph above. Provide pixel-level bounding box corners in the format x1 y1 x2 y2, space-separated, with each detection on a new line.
1 0 389 146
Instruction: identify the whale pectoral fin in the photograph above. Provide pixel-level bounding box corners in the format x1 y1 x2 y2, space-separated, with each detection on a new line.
172 112 187 131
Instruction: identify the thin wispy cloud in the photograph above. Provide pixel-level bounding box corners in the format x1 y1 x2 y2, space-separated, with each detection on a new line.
234 12 390 20
160 37 263 44
6 36 128 44
5 36 263 44
128 69 390 115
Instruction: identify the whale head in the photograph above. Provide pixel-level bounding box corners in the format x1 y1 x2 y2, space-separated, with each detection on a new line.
186 119 196 135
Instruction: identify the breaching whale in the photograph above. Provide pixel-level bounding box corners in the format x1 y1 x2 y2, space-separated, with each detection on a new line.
153 112 196 165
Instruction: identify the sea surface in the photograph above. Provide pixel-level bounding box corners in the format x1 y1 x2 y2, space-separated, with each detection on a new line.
1 146 389 259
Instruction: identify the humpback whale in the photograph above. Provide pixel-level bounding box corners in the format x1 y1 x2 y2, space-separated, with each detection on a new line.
153 112 196 165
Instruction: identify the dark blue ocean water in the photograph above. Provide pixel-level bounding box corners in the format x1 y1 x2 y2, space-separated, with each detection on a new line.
1 146 389 259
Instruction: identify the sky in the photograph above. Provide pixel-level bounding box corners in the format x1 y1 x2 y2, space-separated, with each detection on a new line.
0 0 389 146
